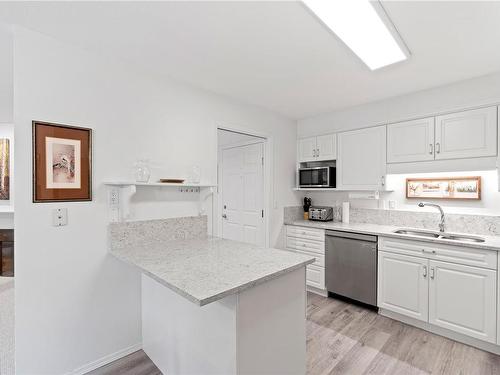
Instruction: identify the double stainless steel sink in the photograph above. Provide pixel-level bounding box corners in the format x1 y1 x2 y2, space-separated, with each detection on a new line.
393 228 485 243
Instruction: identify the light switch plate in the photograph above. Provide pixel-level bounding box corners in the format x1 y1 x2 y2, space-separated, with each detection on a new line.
52 208 68 227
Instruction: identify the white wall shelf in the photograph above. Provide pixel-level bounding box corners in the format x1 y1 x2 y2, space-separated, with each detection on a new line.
103 181 216 188
103 182 216 222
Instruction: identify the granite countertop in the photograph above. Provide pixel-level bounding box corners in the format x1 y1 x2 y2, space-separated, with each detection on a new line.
287 220 500 251
110 236 314 306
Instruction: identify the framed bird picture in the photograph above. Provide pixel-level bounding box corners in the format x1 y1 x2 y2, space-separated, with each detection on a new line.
32 121 92 202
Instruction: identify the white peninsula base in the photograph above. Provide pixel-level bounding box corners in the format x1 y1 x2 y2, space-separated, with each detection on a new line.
142 267 307 375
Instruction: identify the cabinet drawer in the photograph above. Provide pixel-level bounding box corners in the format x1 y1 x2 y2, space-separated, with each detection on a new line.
286 236 325 255
379 237 497 270
286 226 325 242
288 248 325 267
306 264 325 290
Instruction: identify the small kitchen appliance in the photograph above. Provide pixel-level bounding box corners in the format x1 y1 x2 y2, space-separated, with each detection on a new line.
308 206 333 222
298 166 336 188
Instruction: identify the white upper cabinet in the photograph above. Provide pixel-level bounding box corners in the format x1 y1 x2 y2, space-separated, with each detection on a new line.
316 134 337 161
435 106 497 160
387 117 435 163
298 134 336 162
337 126 386 190
298 137 317 162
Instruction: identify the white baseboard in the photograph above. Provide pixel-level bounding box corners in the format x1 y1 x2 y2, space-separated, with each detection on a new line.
307 285 328 297
70 342 142 375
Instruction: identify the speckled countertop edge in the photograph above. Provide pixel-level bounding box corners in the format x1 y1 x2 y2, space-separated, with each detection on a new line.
287 220 500 252
110 238 315 306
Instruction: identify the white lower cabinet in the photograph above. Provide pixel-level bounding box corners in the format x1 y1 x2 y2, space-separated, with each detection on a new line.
429 260 497 343
378 237 498 345
286 225 325 293
378 251 428 322
306 263 325 290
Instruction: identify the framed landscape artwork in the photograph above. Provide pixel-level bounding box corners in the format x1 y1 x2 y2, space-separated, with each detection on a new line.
406 176 481 200
0 139 9 200
32 121 92 202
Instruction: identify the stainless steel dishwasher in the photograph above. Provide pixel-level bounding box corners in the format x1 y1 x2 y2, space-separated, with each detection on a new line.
325 230 377 307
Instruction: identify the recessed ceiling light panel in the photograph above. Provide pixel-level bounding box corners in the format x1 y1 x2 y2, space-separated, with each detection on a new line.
303 0 409 70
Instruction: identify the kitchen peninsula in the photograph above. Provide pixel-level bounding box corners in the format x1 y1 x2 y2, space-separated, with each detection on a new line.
108 216 314 375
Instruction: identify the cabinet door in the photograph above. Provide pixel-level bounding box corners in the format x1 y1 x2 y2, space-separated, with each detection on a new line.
337 126 386 190
378 251 428 322
298 137 317 162
429 260 496 343
316 134 336 161
435 106 497 160
387 117 435 163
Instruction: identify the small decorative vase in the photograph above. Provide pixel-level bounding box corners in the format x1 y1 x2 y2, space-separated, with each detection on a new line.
187 165 201 184
134 159 151 183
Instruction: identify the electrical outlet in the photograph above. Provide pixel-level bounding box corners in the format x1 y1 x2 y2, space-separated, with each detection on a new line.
109 187 120 206
52 208 68 227
179 187 200 193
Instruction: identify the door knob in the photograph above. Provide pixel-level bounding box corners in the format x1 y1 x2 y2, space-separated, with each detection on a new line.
222 214 227 219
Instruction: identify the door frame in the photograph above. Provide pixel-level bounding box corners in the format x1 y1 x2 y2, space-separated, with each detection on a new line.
215 125 272 248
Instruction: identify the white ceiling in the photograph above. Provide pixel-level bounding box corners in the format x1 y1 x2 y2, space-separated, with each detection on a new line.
1 1 500 119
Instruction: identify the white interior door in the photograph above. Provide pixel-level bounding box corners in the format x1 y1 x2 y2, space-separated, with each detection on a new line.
221 142 265 246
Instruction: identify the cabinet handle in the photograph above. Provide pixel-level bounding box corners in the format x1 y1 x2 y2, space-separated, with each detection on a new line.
429 143 433 155
430 267 435 279
421 249 436 255
381 176 385 186
423 265 427 277
313 149 317 157
316 148 319 157
436 142 441 154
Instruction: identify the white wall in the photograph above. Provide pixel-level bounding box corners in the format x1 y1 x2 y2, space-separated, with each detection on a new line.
14 27 298 374
297 70 500 216
298 71 500 136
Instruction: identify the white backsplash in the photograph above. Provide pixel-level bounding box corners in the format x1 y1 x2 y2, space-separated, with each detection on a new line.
108 215 208 249
284 206 500 236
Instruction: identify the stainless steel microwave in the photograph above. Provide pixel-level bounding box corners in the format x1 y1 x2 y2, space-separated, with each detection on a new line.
299 166 336 188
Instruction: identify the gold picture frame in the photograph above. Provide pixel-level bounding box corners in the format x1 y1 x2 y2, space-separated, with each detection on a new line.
406 176 481 200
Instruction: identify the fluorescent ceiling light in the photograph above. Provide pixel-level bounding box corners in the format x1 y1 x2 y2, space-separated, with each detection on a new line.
303 0 409 70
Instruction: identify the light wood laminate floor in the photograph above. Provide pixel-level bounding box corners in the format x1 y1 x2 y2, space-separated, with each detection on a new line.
89 292 500 375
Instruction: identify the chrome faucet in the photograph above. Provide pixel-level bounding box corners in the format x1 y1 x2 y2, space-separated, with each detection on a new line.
418 202 445 232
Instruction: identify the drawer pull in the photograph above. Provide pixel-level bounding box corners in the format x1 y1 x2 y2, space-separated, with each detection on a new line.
423 265 427 278
421 249 436 254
